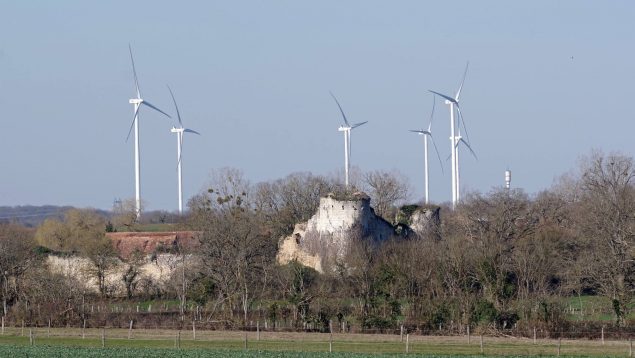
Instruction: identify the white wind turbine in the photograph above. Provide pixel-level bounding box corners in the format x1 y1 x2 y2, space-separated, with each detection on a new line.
453 125 477 203
167 86 201 215
429 62 475 208
126 45 172 218
330 92 368 187
409 95 443 205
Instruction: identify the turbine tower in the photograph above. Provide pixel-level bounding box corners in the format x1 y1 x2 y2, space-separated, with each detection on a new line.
453 125 477 203
409 95 443 204
330 92 367 187
167 86 201 215
126 45 171 218
429 62 475 209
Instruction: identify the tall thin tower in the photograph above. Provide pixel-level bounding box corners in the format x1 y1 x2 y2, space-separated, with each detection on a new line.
505 169 512 189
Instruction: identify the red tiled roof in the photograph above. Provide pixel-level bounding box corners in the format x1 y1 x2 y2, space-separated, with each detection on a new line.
106 231 200 259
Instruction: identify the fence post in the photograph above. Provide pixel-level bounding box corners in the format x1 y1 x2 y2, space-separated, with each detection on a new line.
82 319 86 339
47 319 51 338
21 319 24 336
177 330 181 349
244 329 248 350
128 320 133 340
101 327 105 348
602 327 605 345
192 321 196 340
557 338 561 357
467 325 470 344
329 320 333 353
480 334 483 354
29 329 33 346
406 333 409 353
400 325 404 342
2 316 4 335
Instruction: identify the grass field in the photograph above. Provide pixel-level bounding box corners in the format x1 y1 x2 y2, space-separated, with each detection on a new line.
0 327 634 357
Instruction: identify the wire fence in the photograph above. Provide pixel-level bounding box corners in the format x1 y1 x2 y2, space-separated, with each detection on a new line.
4 319 635 356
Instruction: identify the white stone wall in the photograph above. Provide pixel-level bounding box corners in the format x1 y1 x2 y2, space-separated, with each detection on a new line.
306 196 370 235
46 254 184 296
278 195 396 272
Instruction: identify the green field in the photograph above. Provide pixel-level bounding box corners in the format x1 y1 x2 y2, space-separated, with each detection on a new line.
0 328 633 357
0 345 545 358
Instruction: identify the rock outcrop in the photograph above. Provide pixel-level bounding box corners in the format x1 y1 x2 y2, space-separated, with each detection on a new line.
394 205 441 239
277 195 443 273
277 192 395 273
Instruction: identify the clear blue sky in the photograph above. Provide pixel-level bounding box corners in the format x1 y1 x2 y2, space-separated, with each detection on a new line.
1 1 634 211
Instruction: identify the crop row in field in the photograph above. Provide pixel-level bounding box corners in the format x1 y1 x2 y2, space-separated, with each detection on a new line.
0 344 567 358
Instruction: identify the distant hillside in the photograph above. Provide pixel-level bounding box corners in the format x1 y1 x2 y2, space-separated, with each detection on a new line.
0 206 182 229
0 206 109 227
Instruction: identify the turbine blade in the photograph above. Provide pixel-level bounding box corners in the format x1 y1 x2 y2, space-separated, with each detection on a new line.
428 90 456 104
129 44 141 98
427 94 436 132
409 129 425 134
184 128 201 135
329 91 350 127
429 134 444 174
142 100 172 118
455 61 469 101
455 104 471 145
125 109 138 143
167 85 182 126
351 121 367 129
459 138 478 160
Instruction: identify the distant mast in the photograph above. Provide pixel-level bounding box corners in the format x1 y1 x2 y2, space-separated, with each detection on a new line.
505 169 511 189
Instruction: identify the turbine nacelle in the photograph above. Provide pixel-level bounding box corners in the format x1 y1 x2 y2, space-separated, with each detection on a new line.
129 98 143 105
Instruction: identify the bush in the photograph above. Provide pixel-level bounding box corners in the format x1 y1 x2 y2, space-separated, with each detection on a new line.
472 300 498 324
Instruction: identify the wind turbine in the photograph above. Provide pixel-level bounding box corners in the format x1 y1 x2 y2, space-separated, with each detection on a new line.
453 125 477 203
167 86 201 215
126 45 172 219
330 92 367 187
429 62 473 209
409 95 443 205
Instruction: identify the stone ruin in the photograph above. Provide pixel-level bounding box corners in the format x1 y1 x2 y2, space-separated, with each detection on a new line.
277 192 440 273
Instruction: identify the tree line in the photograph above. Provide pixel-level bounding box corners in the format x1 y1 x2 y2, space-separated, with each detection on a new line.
1 151 634 334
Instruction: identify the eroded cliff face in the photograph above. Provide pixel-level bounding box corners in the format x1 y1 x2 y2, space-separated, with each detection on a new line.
277 192 395 273
46 253 184 296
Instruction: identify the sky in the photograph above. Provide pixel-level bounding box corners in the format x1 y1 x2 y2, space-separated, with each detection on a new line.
1 1 634 212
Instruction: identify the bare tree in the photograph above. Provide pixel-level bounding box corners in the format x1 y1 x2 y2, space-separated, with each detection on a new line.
575 151 635 323
254 172 334 237
458 188 535 310
112 198 142 231
189 168 276 325
84 238 118 297
0 224 39 315
362 170 411 220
